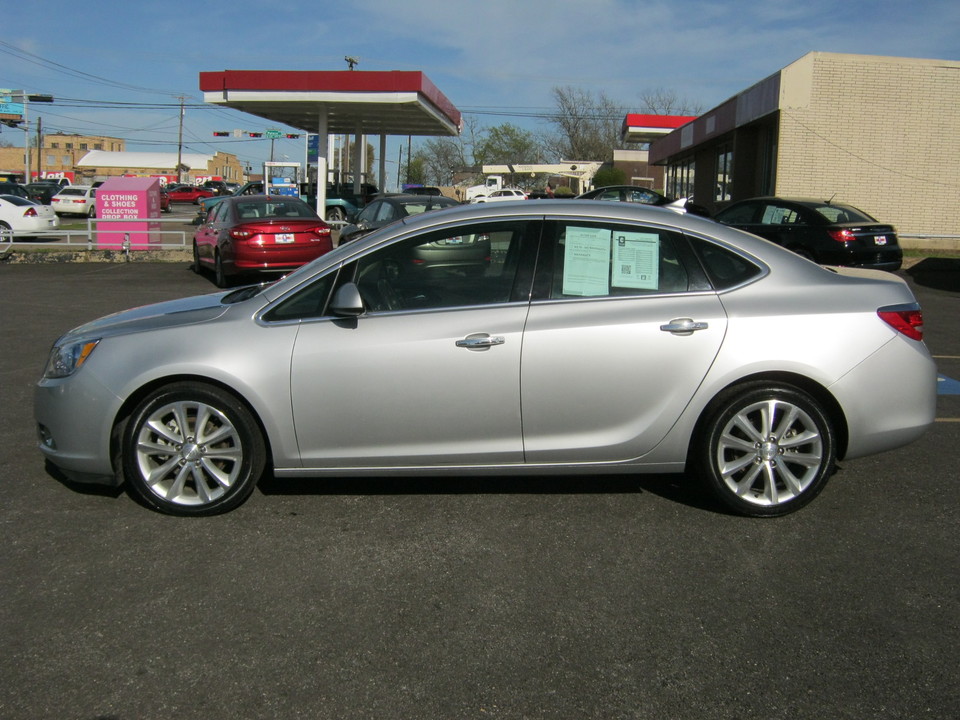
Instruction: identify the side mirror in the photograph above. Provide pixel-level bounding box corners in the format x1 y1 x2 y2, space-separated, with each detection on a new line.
330 283 365 317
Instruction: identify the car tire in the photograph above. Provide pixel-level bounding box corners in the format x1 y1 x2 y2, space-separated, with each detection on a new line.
121 382 266 516
191 242 202 274
693 382 836 517
214 252 230 288
326 207 345 222
87 205 96 218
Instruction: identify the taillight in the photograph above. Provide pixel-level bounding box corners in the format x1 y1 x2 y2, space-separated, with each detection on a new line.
827 229 855 243
229 228 254 239
878 306 923 341
24 207 38 217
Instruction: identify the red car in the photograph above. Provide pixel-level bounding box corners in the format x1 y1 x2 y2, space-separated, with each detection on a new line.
166 185 216 204
192 195 333 287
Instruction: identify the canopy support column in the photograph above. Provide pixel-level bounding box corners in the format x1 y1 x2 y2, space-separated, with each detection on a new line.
315 107 328 218
379 134 387 194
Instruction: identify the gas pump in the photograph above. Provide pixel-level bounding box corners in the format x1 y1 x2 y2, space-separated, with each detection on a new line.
263 161 301 198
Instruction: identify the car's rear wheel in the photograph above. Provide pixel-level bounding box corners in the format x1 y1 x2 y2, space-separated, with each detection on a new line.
191 242 203 274
87 205 96 218
326 207 345 222
694 382 836 517
214 251 230 288
122 382 265 516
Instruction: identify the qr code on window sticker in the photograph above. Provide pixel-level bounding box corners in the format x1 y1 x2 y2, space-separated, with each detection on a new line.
620 265 632 275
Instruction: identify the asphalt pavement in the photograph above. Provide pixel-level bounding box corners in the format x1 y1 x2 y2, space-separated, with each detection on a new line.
0 259 957 719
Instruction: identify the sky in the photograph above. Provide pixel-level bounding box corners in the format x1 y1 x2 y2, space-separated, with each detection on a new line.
2 0 957 190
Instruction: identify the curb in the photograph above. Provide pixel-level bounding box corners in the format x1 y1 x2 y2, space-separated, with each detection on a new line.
1 248 192 264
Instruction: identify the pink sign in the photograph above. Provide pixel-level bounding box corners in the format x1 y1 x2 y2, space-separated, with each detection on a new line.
96 177 162 249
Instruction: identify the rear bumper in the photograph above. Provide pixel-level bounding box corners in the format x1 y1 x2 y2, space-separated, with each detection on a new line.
830 334 937 459
819 246 903 272
233 240 332 270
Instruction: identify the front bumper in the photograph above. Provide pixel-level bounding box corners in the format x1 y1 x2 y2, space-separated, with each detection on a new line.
34 370 124 486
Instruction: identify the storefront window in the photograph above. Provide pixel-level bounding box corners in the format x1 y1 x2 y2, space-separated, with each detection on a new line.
668 157 695 200
715 144 733 203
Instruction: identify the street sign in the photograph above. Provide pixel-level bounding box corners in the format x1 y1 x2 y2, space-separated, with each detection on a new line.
265 129 282 139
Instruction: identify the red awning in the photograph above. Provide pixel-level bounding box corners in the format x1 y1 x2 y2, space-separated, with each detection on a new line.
621 113 697 143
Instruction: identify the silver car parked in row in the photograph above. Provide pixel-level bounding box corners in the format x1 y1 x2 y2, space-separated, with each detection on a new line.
35 201 937 517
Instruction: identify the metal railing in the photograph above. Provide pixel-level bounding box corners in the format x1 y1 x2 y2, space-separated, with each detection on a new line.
0 216 191 251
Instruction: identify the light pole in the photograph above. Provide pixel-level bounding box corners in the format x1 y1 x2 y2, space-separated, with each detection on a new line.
9 92 54 182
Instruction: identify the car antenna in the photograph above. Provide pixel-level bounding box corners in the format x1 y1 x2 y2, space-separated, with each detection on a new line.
826 192 837 205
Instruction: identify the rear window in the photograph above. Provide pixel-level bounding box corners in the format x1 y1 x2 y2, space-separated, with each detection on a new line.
689 237 763 290
234 200 318 220
810 204 875 224
58 188 85 197
1 195 32 206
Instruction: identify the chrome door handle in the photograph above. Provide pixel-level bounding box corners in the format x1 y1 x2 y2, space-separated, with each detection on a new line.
660 318 709 335
456 335 505 348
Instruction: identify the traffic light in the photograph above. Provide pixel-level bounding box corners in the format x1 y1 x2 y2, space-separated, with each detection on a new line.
213 131 229 137
285 133 301 139
248 132 263 138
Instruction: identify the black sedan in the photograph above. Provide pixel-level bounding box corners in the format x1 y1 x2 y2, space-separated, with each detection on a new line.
338 193 460 243
25 183 61 205
714 196 902 271
576 185 711 217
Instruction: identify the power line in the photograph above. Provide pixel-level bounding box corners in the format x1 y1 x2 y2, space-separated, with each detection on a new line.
0 40 182 96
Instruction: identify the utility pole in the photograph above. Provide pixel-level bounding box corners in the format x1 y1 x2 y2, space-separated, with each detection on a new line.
36 116 42 179
176 96 185 183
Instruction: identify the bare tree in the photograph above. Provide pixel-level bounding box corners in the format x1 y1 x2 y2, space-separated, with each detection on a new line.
543 86 631 161
638 87 704 116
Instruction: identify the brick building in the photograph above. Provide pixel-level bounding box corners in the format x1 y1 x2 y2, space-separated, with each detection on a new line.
0 132 244 185
76 150 244 185
650 52 960 239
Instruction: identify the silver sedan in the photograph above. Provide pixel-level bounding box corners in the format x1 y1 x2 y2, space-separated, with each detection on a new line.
35 201 937 517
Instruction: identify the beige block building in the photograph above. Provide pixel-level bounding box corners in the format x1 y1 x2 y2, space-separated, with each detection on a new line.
650 52 960 239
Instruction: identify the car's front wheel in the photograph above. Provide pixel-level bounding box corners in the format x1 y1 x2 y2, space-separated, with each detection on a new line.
693 382 836 517
326 207 345 222
121 382 266 516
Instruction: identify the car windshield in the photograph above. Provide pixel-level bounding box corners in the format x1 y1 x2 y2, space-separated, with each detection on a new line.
809 203 875 224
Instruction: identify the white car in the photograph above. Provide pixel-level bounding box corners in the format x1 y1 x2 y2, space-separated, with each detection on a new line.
0 194 60 237
51 185 97 217
471 188 528 203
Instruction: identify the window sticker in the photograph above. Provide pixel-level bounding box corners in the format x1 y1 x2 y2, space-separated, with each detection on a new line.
761 206 788 224
612 232 659 290
563 226 611 296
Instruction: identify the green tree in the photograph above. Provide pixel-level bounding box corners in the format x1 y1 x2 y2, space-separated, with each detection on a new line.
473 123 543 165
592 166 627 187
404 154 427 186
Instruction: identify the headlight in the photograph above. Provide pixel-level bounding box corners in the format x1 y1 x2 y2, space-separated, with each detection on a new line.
44 339 100 379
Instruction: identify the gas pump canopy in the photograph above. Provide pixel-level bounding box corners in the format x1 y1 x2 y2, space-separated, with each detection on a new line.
198 70 463 137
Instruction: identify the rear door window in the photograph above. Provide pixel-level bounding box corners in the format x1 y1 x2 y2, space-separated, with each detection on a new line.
535 221 692 299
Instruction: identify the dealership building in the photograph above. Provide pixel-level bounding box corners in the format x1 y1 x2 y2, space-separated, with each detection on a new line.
649 52 960 242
